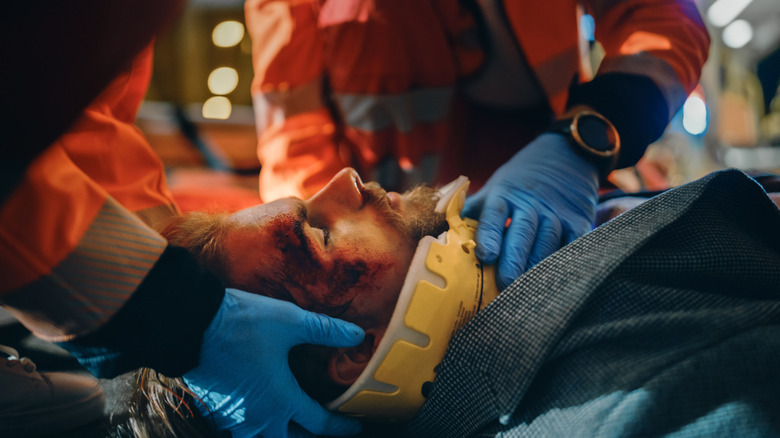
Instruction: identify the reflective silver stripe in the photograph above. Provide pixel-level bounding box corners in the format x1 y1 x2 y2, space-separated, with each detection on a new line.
336 87 454 133
134 203 179 230
2 198 166 341
598 52 687 122
253 79 325 135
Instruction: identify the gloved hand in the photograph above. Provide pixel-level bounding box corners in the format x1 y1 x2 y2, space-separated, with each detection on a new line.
183 288 365 438
462 132 599 289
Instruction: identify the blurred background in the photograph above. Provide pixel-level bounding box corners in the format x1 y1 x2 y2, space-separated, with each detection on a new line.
138 0 780 208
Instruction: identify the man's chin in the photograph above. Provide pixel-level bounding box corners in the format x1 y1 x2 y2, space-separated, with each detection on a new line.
401 185 448 241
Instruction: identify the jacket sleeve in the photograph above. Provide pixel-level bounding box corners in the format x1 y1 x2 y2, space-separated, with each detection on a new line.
246 0 482 200
0 0 184 199
59 246 226 378
568 0 710 168
246 0 348 202
0 47 224 378
0 143 225 379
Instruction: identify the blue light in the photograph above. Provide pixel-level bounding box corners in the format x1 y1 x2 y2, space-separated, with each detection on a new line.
580 14 596 42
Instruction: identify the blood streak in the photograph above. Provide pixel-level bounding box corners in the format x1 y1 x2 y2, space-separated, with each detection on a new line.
261 212 393 316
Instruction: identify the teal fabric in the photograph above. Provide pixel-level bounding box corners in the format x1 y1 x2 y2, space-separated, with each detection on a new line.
404 169 780 438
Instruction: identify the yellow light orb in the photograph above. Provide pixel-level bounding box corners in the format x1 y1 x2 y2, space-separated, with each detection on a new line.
212 20 245 48
208 67 239 95
202 96 232 120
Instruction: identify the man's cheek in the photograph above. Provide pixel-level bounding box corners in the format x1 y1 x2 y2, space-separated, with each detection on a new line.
291 258 392 314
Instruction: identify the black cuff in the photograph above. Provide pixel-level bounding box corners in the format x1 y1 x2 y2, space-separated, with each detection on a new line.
567 73 669 169
58 246 225 378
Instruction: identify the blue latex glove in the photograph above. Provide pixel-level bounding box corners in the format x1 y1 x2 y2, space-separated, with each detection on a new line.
183 288 365 438
462 132 599 289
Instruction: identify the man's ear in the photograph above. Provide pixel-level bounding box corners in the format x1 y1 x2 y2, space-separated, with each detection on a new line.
327 328 383 386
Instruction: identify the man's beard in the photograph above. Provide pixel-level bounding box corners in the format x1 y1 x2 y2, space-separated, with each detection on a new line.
362 182 449 244
400 185 449 242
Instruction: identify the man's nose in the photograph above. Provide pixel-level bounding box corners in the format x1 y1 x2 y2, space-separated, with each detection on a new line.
307 168 364 210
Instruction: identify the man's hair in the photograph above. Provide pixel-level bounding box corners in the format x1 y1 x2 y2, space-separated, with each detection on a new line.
159 212 233 279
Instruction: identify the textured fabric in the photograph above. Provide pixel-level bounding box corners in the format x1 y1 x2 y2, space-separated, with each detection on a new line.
247 0 708 201
0 48 179 339
1 198 166 340
246 0 480 201
403 169 780 437
59 247 226 378
1 46 226 377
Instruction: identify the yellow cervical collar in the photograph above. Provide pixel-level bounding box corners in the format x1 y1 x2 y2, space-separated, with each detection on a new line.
325 176 499 422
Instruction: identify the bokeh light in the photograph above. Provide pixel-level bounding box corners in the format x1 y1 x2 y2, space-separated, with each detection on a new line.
202 96 232 120
707 0 753 27
722 19 753 49
580 14 595 42
682 95 708 136
208 67 239 95
212 20 245 48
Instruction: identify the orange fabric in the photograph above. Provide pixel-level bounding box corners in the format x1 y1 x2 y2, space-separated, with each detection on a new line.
320 0 479 184
344 120 452 172
173 186 264 214
61 47 178 214
620 31 673 54
0 147 106 293
505 0 708 116
5 0 185 165
247 0 481 200
257 109 348 201
592 0 709 94
249 0 707 200
0 47 177 297
319 0 470 94
248 0 325 94
503 0 581 115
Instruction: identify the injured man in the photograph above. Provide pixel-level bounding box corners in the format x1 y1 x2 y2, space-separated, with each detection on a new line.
123 168 780 438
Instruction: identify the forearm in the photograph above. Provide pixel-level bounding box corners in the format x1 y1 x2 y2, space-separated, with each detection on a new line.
2 182 223 377
573 0 710 168
60 246 225 378
567 73 669 168
0 60 219 375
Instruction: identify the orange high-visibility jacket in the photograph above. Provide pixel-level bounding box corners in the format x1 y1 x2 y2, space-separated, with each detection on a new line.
0 47 225 377
0 48 175 341
246 0 709 201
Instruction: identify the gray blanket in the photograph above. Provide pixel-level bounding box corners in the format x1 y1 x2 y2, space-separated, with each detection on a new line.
403 169 780 437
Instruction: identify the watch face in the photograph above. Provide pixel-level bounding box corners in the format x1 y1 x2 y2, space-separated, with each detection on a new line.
577 114 618 153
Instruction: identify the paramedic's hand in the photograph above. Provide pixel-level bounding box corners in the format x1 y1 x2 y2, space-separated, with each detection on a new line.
462 133 599 289
183 288 365 438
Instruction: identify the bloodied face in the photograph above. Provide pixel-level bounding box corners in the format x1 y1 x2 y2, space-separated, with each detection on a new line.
222 168 447 329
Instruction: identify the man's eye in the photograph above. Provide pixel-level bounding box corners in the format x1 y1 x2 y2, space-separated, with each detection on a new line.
322 227 330 246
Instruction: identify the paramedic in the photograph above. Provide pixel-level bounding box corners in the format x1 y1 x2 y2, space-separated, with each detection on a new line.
0 2 363 437
245 0 710 289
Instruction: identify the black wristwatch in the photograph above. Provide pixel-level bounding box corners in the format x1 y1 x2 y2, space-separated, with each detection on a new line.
548 110 620 178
